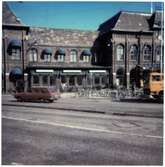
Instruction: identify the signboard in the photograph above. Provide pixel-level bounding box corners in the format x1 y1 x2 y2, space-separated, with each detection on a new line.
36 69 54 73
63 70 82 73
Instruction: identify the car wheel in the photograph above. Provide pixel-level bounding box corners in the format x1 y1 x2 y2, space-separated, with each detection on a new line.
48 99 54 103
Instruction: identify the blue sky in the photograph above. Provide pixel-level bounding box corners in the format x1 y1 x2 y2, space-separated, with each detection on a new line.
7 1 164 30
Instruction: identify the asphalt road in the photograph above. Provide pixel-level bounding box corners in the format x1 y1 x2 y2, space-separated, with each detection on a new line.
2 105 163 165
2 94 163 118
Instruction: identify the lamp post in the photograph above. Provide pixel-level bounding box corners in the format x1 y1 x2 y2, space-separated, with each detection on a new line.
3 35 7 93
21 31 29 91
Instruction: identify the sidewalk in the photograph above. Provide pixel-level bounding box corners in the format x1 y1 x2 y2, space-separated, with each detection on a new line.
2 94 163 118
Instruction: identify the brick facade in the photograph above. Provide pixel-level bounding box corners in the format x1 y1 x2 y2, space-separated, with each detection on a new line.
2 2 164 93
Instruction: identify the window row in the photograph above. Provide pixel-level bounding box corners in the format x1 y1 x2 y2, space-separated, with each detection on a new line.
29 48 91 63
32 75 108 87
116 44 162 61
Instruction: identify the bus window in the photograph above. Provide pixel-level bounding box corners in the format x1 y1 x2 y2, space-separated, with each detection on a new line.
152 75 161 81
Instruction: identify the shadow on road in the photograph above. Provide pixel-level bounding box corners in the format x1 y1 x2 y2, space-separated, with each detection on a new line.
119 98 163 104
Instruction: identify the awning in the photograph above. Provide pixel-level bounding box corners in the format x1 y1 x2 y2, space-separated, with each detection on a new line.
9 67 23 82
56 48 65 55
8 39 22 48
81 49 91 56
42 48 52 54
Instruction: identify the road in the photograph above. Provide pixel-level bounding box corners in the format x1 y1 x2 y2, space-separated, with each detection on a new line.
2 104 163 165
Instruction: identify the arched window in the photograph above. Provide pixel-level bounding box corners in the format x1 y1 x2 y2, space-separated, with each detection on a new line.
130 45 138 61
70 49 77 62
29 48 38 62
155 46 161 62
143 45 152 61
55 48 65 62
116 44 124 61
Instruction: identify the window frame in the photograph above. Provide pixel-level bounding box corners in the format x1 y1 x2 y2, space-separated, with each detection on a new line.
10 47 21 60
155 46 161 62
29 48 38 62
116 44 124 61
129 45 138 61
70 50 77 62
143 45 152 61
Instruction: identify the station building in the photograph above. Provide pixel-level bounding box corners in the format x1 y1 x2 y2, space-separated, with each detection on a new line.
95 10 164 87
2 2 164 93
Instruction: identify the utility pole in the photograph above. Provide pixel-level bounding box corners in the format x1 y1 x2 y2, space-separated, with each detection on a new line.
3 36 7 93
22 30 25 91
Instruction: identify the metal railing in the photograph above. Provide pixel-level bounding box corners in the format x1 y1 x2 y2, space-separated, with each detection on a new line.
76 87 144 100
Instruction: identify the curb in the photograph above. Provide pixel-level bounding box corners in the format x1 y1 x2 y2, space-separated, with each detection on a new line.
2 103 105 114
2 103 163 119
112 112 163 119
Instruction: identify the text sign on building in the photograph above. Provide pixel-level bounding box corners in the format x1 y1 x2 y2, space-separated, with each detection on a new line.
63 70 82 73
89 70 107 73
36 69 54 73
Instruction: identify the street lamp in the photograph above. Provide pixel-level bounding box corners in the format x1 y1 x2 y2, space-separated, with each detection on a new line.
2 35 7 93
21 32 31 91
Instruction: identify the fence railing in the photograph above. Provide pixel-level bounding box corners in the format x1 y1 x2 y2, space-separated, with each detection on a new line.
76 88 144 100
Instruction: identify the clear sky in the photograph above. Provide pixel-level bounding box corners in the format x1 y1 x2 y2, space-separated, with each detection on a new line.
7 1 164 31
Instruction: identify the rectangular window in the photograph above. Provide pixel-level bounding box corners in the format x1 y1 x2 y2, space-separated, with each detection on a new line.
94 76 100 85
33 75 39 85
42 76 48 85
70 51 77 62
69 76 75 86
61 76 67 83
11 48 21 60
50 76 56 85
101 76 107 85
30 50 37 62
58 55 64 62
77 76 83 85
45 54 51 62
83 56 90 62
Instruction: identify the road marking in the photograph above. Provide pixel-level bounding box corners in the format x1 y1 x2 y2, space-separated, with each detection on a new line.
2 116 163 139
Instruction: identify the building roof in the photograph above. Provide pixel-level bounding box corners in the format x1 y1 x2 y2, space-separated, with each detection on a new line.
2 2 23 26
29 27 98 47
98 11 163 34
